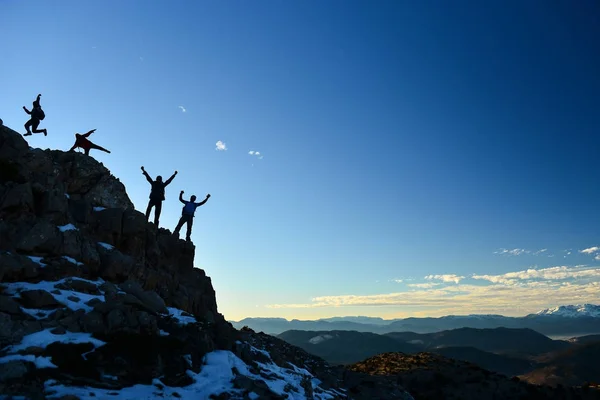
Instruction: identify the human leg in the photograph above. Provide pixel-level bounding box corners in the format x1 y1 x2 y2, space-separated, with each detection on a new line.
174 216 186 236
145 200 154 221
88 143 111 154
186 216 194 241
31 120 46 135
154 201 162 226
24 119 33 135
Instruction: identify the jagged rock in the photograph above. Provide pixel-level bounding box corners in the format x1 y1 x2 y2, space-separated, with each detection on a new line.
97 246 135 280
55 278 100 295
0 182 34 211
16 220 61 253
79 311 105 334
19 290 63 309
0 295 23 315
93 207 123 244
0 252 39 282
0 360 30 382
119 280 168 315
0 312 43 347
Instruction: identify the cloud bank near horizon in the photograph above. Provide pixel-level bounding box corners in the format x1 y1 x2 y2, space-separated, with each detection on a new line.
266 264 600 316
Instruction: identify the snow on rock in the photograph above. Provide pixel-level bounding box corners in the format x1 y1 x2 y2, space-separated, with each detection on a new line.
535 304 600 318
93 206 106 212
62 255 83 266
57 223 78 232
167 307 197 325
64 193 70 199
97 242 114 250
6 329 106 353
309 334 334 345
26 255 47 267
159 330 170 337
0 354 56 369
20 308 57 320
3 278 105 312
44 348 342 400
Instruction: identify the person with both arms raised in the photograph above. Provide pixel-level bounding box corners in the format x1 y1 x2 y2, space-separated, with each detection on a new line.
174 190 210 242
141 166 177 228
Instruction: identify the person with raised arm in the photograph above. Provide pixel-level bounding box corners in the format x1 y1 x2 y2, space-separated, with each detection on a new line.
23 94 47 136
141 166 177 227
173 190 210 241
68 129 111 156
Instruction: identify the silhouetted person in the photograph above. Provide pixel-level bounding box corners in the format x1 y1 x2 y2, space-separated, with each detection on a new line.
174 191 210 241
23 94 47 136
142 166 177 227
68 129 111 156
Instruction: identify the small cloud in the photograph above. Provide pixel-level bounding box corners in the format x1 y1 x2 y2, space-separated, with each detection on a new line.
393 279 403 283
248 150 264 159
407 282 441 289
139 56 144 62
580 246 600 255
595 255 600 261
178 106 186 113
216 141 227 151
425 274 464 284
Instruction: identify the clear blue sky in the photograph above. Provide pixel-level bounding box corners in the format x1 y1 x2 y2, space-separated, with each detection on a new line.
2 0 600 321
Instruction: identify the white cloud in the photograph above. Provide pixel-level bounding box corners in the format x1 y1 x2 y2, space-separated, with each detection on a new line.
425 274 464 284
215 141 227 151
580 246 600 254
494 248 548 256
266 266 600 316
407 282 440 289
393 279 403 283
178 106 186 113
249 150 263 159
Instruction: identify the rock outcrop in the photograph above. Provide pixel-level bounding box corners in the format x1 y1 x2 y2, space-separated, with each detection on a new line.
0 125 365 399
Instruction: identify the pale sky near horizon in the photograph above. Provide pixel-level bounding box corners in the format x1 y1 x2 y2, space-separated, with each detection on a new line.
2 1 600 322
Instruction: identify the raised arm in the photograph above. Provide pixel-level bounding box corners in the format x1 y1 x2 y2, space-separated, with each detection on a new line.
82 129 96 138
22 106 31 114
179 190 186 204
164 171 178 186
141 166 153 184
196 194 211 207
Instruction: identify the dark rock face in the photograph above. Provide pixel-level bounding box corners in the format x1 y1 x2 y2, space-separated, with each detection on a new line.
0 125 353 399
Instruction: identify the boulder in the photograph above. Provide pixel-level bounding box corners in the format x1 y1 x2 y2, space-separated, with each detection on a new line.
0 182 34 212
0 296 23 315
119 281 168 315
16 220 61 253
18 290 63 309
0 360 30 382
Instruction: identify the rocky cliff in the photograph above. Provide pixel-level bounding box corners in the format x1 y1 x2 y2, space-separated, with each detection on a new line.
0 124 412 400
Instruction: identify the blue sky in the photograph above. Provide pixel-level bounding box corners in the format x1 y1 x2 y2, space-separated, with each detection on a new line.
2 0 600 321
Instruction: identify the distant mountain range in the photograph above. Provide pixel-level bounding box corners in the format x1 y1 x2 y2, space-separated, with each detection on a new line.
232 304 600 336
278 326 600 387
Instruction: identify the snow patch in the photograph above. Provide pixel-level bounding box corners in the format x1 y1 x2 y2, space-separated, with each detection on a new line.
3 278 105 313
43 346 342 399
6 329 106 353
93 206 106 212
167 307 197 325
20 308 57 320
64 193 70 199
309 334 334 345
159 330 170 337
0 354 56 369
26 255 47 267
57 224 78 232
536 304 600 318
97 242 114 250
62 256 83 266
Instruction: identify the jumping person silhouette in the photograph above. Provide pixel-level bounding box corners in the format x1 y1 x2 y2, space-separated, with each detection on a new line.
23 94 47 136
174 191 210 241
68 129 111 156
141 166 177 227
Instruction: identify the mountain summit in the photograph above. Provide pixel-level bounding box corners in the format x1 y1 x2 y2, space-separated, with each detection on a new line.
1 124 410 399
534 304 600 318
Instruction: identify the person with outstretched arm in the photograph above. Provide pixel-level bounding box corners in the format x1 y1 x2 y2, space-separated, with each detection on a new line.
68 129 111 156
23 94 47 136
174 190 210 241
141 166 177 227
